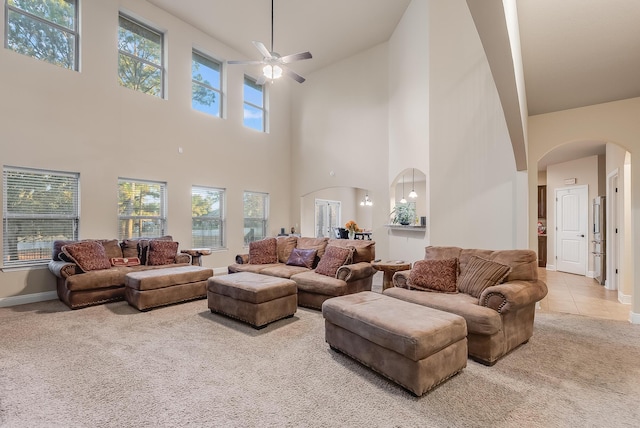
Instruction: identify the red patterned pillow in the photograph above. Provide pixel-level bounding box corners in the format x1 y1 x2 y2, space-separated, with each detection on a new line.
285 248 317 269
146 240 179 266
249 238 278 264
408 259 458 293
315 245 353 277
61 241 111 272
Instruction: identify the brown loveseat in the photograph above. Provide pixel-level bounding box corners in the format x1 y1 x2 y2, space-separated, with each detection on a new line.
228 236 376 309
385 246 548 365
48 237 191 309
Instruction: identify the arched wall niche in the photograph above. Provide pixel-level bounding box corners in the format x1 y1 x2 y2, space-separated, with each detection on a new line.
389 168 427 225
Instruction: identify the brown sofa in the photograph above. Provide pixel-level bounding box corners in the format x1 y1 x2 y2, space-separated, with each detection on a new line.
48 237 192 309
228 236 376 309
385 246 548 365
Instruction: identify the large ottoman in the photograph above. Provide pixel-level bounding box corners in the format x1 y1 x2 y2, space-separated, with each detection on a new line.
208 272 297 328
125 266 213 311
322 292 468 396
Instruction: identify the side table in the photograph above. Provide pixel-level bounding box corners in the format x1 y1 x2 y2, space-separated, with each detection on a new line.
180 248 212 266
371 260 412 291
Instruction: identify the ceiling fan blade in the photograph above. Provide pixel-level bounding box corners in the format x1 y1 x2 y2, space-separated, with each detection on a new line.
283 67 306 84
227 60 263 65
256 74 267 86
281 51 312 64
252 41 273 59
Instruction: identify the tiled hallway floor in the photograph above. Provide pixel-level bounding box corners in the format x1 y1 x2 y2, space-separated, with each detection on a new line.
537 268 630 321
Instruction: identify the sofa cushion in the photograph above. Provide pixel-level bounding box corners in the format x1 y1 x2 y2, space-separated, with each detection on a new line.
146 240 179 266
286 248 317 269
383 286 502 335
249 238 278 264
276 236 298 263
408 258 458 293
296 237 329 259
98 239 123 259
120 236 173 260
315 245 353 277
328 239 375 263
61 241 111 272
457 256 511 298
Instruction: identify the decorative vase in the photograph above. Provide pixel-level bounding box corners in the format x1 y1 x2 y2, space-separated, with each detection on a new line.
348 230 355 240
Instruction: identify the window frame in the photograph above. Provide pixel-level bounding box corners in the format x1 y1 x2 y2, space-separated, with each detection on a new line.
117 178 167 240
243 191 269 245
243 75 266 132
192 49 223 118
3 165 80 268
117 13 165 98
191 185 225 250
4 0 80 70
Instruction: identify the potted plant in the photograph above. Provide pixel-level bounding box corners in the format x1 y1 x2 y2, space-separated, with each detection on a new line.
391 203 415 225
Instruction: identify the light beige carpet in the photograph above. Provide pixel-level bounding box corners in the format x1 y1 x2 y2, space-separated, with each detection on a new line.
1 297 639 427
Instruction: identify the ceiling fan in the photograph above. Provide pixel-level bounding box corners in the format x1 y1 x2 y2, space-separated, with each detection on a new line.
227 0 312 84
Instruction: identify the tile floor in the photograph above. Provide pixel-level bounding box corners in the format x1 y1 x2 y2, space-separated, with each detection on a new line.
537 268 631 322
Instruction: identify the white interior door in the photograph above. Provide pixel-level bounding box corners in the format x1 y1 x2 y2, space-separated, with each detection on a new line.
555 186 588 275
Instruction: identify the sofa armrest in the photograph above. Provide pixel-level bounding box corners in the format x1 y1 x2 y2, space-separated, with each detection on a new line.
235 254 249 264
48 260 80 279
336 262 375 282
479 279 548 314
391 270 411 288
175 253 191 264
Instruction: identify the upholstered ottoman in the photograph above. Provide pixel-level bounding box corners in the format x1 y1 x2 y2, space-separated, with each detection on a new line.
322 291 468 396
124 266 213 311
207 272 297 328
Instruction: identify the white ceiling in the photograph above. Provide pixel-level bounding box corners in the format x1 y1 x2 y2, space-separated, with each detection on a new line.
147 0 638 170
147 0 411 79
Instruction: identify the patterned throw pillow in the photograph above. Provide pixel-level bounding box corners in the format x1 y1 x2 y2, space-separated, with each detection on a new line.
285 248 317 269
249 238 278 264
315 245 353 277
457 256 511 298
146 240 179 266
61 241 111 272
408 258 458 293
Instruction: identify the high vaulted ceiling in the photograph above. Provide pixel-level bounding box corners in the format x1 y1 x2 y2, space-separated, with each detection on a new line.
147 0 412 80
147 0 639 170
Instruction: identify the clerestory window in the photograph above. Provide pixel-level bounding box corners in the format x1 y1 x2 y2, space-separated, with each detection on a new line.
4 0 79 70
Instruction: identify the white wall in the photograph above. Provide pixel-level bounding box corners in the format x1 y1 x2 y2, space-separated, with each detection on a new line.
0 0 293 300
387 0 431 263
545 155 599 273
428 0 524 250
527 97 640 322
290 43 390 257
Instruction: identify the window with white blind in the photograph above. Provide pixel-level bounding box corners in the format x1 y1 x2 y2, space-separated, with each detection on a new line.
3 166 79 267
5 0 79 70
243 191 268 245
192 186 225 249
118 178 166 240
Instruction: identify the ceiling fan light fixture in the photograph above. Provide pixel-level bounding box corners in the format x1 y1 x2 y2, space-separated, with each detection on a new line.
263 64 283 79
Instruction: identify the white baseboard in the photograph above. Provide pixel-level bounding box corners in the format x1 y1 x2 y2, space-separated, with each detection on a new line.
0 291 57 308
586 270 595 279
546 264 556 271
618 292 632 305
629 311 640 325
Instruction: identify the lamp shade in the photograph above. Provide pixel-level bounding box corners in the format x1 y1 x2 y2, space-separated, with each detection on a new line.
263 64 283 79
